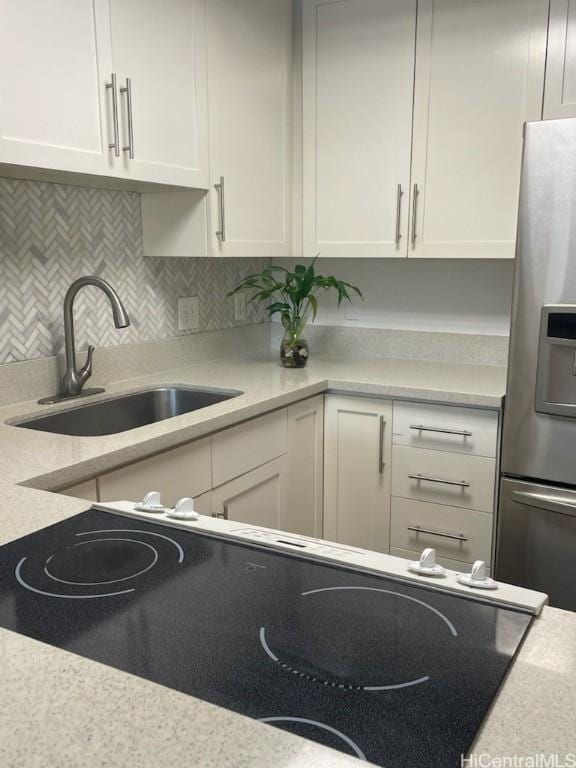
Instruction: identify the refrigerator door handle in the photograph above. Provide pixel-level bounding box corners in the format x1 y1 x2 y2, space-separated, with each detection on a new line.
512 490 576 519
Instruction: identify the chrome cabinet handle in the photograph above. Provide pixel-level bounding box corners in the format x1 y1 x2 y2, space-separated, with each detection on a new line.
411 183 419 245
105 73 120 157
407 524 468 542
408 473 470 488
120 78 134 159
395 184 403 245
378 416 385 474
512 490 576 519
215 176 226 242
410 424 472 438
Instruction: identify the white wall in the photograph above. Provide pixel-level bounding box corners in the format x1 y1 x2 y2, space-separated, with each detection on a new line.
274 258 514 336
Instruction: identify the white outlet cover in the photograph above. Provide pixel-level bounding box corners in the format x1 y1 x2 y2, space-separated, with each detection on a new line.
178 296 199 331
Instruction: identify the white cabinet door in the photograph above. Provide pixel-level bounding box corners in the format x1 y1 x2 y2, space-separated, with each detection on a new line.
324 395 392 552
207 0 292 256
98 438 212 507
409 0 548 259
302 0 417 258
108 0 209 187
0 0 112 175
211 457 287 529
544 0 576 118
211 409 287 488
287 396 324 537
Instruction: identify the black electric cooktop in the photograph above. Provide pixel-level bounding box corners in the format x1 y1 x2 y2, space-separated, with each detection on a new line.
0 510 532 767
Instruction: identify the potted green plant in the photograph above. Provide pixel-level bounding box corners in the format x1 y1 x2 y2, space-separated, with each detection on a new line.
229 259 363 368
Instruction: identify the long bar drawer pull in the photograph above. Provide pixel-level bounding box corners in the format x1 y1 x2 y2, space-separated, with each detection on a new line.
407 524 468 542
120 77 135 159
378 415 385 474
408 473 470 488
411 183 419 245
395 184 403 245
105 73 120 157
215 176 226 242
409 424 472 437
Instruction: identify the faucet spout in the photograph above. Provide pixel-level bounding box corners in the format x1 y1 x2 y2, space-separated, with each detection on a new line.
59 276 131 399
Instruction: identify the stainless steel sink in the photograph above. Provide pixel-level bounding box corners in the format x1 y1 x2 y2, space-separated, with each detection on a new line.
12 386 242 437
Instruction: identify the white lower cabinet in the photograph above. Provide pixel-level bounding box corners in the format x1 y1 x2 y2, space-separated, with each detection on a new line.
211 409 287 488
192 490 213 517
98 437 212 507
324 395 498 564
59 395 498 570
66 398 319 535
323 395 392 553
210 456 287 529
391 445 495 514
390 497 493 565
286 396 324 537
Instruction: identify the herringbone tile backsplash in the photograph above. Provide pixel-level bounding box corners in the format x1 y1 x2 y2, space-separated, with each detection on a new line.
0 178 265 365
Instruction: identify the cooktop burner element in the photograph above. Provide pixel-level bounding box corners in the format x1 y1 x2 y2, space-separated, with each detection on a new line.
13 526 184 600
259 717 367 761
0 510 533 768
259 584 460 694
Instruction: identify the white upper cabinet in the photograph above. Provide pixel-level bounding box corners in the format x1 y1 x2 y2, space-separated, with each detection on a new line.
0 0 112 175
108 0 209 187
206 0 293 257
302 0 417 258
544 0 576 118
409 0 548 259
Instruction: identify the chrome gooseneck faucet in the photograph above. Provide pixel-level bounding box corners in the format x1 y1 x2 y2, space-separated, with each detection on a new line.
40 277 130 404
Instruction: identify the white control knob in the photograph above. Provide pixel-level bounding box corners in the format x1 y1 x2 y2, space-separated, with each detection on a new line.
457 560 497 590
167 497 200 521
135 491 166 514
408 548 446 577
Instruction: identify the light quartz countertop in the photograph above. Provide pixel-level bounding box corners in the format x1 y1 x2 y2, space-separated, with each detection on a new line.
0 351 574 767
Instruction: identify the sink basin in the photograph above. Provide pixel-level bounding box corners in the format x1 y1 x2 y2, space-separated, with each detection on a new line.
12 386 242 437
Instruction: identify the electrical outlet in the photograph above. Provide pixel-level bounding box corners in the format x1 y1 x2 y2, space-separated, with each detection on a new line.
178 296 199 331
234 292 247 322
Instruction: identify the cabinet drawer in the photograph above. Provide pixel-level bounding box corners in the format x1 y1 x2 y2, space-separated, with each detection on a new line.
391 497 492 564
393 402 498 457
212 409 288 487
98 437 212 507
390 547 490 575
392 446 495 513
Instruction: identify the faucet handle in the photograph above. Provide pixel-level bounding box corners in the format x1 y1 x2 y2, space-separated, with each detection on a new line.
79 345 95 383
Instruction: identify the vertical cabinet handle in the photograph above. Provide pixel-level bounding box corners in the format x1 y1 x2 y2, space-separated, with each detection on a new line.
411 183 419 246
105 74 120 157
378 416 386 474
120 78 135 159
395 184 403 246
215 176 226 242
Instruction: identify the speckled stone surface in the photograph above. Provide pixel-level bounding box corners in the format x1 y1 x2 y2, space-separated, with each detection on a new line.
271 324 510 366
0 350 573 766
0 352 506 493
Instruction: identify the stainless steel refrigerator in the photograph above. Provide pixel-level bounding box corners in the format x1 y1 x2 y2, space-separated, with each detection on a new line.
498 118 576 610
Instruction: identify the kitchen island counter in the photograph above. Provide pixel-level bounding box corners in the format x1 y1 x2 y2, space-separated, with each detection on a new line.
1 352 574 767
